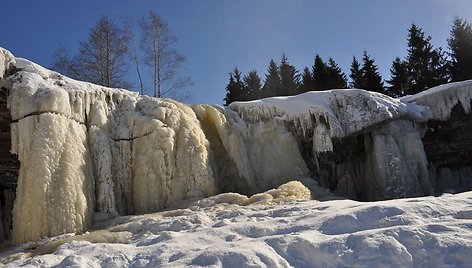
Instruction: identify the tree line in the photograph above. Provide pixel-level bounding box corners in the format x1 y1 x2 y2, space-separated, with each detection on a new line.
224 17 472 105
52 12 192 99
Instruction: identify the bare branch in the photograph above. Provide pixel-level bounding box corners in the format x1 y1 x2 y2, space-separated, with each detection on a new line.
139 11 192 99
51 16 132 89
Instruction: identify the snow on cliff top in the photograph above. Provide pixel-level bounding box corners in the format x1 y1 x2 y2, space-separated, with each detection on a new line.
2 189 472 267
230 89 416 138
3 47 472 136
6 55 137 123
402 79 472 120
230 79 472 139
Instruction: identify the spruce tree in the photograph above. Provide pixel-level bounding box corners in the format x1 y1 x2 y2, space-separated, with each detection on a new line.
386 57 409 97
327 58 347 89
312 55 329 90
448 17 472 82
223 72 236 106
405 23 448 94
279 54 300 96
431 47 449 86
361 51 384 93
223 68 245 105
262 59 281 98
349 56 365 89
406 23 429 94
243 70 262 100
298 67 314 94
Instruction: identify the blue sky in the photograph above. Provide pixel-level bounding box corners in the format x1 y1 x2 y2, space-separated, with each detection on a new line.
1 0 472 104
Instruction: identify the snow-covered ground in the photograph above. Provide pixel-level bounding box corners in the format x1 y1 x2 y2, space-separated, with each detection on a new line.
2 181 472 267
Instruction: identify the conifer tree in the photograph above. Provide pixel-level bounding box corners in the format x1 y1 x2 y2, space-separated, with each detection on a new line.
243 70 262 100
405 23 448 94
433 47 450 86
386 57 409 97
361 51 384 93
298 67 314 94
326 58 347 89
223 68 245 105
349 56 365 89
279 54 300 96
312 55 329 90
262 59 281 98
448 17 472 82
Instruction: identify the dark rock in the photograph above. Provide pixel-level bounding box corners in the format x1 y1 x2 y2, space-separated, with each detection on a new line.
0 86 19 242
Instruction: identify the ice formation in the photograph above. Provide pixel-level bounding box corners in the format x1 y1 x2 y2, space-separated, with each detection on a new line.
2 50 216 244
186 180 312 208
1 47 472 244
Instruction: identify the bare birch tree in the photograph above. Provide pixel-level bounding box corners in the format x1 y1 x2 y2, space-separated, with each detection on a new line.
52 16 131 88
139 11 192 98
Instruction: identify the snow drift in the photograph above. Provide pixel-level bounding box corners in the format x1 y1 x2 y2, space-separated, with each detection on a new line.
1 47 472 245
3 190 472 267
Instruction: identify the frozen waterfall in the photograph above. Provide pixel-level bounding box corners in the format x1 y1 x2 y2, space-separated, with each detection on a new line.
1 48 472 244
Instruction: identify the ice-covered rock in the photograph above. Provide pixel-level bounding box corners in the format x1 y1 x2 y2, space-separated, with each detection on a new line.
1 47 472 245
402 80 472 121
2 49 216 244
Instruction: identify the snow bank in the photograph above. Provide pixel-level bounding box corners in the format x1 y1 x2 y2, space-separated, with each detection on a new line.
2 191 472 267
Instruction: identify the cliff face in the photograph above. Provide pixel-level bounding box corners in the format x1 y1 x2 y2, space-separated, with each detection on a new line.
300 120 431 201
0 50 19 242
0 86 19 242
1 47 472 244
423 103 472 193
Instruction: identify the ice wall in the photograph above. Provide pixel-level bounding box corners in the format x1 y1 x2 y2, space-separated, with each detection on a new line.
228 92 434 201
0 53 19 242
402 81 472 195
2 50 216 244
1 47 472 244
194 105 310 195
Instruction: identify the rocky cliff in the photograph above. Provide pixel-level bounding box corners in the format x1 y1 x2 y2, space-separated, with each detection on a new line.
1 47 472 245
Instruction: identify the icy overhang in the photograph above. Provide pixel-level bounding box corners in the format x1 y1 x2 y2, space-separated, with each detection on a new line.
401 80 472 121
229 89 416 139
230 79 472 140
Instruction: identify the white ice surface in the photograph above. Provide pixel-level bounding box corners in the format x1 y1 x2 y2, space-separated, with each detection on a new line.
3 49 216 244
0 49 15 79
229 89 414 141
401 79 472 121
2 186 472 267
2 46 472 257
